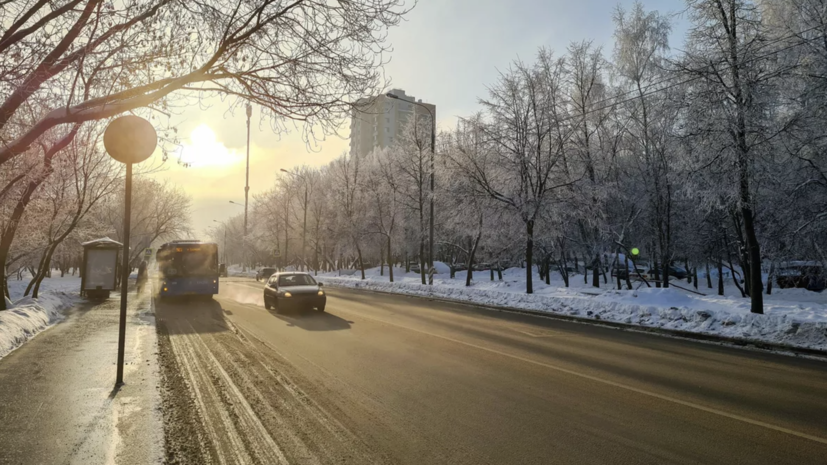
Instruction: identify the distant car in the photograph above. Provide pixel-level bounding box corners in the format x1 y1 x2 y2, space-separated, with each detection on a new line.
777 262 826 292
451 263 468 272
218 263 228 277
666 265 688 280
256 267 276 282
263 272 326 313
612 264 649 280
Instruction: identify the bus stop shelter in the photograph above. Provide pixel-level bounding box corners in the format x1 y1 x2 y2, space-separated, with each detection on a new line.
80 237 123 298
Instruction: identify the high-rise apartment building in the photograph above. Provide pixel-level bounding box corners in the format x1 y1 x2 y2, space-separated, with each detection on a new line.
349 88 436 158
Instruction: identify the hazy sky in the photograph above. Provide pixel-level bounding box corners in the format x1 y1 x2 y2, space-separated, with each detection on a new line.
151 0 689 237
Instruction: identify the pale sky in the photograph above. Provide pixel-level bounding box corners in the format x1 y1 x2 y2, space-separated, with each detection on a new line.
150 0 688 237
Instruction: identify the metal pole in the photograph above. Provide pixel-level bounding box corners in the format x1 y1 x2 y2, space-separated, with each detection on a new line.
302 182 308 272
244 104 252 270
116 163 132 386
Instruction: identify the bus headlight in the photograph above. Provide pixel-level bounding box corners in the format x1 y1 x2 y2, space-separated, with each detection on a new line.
283 292 292 297
317 290 324 296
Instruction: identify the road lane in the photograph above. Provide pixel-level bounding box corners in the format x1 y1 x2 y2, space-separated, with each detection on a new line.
156 278 827 464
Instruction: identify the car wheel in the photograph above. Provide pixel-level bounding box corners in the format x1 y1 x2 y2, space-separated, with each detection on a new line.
274 299 282 314
264 297 271 310
318 304 325 312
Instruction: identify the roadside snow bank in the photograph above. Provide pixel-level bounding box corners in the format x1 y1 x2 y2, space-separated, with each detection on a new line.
1 276 81 359
322 275 827 352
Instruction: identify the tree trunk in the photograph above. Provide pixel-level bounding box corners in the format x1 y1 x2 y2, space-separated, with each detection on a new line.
380 244 384 276
601 258 608 284
466 234 481 287
624 255 632 290
497 262 503 281
525 219 534 294
558 251 570 287
592 254 600 288
717 257 725 296
706 261 713 289
32 245 59 298
490 267 494 281
419 238 426 285
356 243 365 280
766 261 774 296
25 248 51 296
726 250 746 298
693 267 699 290
387 235 394 283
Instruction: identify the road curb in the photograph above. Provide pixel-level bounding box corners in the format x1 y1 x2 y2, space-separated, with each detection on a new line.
327 283 827 361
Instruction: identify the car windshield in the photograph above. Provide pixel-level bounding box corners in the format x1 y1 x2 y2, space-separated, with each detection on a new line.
278 274 316 286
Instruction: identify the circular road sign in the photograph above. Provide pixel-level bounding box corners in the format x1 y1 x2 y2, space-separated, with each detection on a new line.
103 115 157 164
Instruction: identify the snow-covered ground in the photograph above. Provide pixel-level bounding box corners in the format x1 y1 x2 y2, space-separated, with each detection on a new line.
318 264 827 352
227 265 259 278
1 273 82 359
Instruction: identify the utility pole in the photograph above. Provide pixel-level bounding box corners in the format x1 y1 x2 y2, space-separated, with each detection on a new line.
244 103 252 271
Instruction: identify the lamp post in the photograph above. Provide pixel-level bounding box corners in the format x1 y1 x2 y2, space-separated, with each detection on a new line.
280 169 309 272
385 93 435 284
244 103 252 271
103 115 157 387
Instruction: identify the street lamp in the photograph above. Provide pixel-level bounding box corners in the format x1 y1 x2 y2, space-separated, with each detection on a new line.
281 169 309 272
386 92 435 284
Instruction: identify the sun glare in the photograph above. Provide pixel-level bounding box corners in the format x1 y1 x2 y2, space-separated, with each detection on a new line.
179 124 241 168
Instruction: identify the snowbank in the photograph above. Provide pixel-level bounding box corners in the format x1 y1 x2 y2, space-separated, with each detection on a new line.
1 275 81 359
319 267 827 352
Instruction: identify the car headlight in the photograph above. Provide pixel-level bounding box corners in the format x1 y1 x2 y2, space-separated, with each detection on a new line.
317 290 324 296
283 292 292 297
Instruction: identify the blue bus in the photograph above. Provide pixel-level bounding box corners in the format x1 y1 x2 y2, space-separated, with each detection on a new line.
156 240 219 298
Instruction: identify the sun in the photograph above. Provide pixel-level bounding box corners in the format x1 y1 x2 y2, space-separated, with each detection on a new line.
179 124 242 167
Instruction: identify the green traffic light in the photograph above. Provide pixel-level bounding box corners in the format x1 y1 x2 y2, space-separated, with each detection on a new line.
631 247 640 256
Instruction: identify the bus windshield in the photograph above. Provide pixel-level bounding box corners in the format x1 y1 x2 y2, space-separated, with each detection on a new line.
157 243 218 278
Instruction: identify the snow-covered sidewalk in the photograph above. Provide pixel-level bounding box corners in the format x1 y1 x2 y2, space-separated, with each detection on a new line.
1 275 81 359
319 265 827 353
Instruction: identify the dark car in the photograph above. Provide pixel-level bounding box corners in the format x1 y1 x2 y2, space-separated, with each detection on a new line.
256 267 276 282
263 272 326 313
667 265 688 280
218 263 228 277
777 262 826 292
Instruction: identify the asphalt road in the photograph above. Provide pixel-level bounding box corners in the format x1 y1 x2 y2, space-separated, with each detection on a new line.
156 278 827 465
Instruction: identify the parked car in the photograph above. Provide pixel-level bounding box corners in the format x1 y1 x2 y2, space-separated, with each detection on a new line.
667 265 688 280
263 272 326 313
218 263 228 277
612 263 649 280
471 262 492 271
777 262 826 292
256 267 277 282
451 263 468 272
